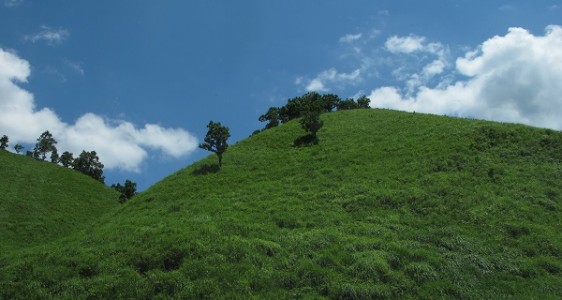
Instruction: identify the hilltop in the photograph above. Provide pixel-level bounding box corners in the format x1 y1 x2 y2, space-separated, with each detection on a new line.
0 150 119 254
1 109 561 299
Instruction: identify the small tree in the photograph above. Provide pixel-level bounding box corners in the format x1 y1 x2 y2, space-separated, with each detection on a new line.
111 179 137 203
33 131 57 160
60 151 74 167
50 148 59 164
357 95 371 108
300 110 323 138
199 121 230 168
258 107 281 129
73 150 105 183
0 135 8 150
14 144 24 154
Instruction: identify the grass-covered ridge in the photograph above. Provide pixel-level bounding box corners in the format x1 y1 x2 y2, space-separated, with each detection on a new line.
0 150 119 254
1 109 561 299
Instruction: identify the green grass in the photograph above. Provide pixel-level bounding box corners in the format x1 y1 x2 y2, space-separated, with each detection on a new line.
1 109 561 299
0 151 119 254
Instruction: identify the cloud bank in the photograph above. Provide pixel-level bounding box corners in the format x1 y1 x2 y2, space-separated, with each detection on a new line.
370 26 562 130
0 48 198 171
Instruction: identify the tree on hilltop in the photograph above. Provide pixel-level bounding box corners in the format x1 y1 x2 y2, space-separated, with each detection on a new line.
0 135 8 150
73 150 105 183
199 121 230 168
60 151 74 167
33 131 58 160
14 144 24 154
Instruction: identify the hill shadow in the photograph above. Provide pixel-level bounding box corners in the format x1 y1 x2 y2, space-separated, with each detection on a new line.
293 134 318 147
192 164 220 175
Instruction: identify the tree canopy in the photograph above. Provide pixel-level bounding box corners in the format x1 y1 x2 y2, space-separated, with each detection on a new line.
199 121 230 168
72 150 105 183
33 131 58 161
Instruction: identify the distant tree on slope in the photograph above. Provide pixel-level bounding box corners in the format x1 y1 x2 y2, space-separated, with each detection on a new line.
112 179 137 203
60 151 74 167
33 131 57 160
199 121 230 168
14 144 24 154
0 135 8 150
73 150 105 183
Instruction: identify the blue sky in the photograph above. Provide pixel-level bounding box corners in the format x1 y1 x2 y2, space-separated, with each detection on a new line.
1 0 562 190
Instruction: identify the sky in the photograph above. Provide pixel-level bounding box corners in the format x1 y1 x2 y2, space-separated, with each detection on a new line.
1 0 562 190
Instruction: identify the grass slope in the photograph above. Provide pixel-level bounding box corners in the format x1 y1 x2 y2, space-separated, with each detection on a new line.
1 109 561 299
0 151 119 254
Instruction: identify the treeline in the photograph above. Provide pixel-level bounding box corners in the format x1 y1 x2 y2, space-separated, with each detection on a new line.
0 131 135 202
256 92 370 132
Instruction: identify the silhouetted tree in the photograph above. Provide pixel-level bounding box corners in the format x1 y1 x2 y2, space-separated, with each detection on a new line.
259 107 281 129
73 150 105 183
357 95 371 108
199 121 230 168
336 98 359 110
0 135 8 150
33 131 57 160
50 148 59 164
60 151 74 167
300 110 324 138
14 144 24 154
111 179 137 203
321 94 341 112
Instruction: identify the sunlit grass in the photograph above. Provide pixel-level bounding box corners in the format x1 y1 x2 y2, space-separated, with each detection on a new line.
1 109 561 299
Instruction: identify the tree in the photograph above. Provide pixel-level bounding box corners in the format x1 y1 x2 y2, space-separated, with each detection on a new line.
0 135 8 150
14 144 24 154
50 148 59 164
33 131 57 160
356 95 371 108
60 151 74 167
258 107 281 129
111 179 137 203
300 110 324 138
199 121 230 168
73 150 105 183
336 98 359 110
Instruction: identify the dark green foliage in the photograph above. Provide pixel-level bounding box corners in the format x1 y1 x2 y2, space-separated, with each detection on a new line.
299 110 323 138
1 110 561 299
59 151 74 167
0 135 8 150
260 92 339 131
356 95 371 108
33 130 57 160
199 121 230 168
112 180 137 203
14 144 23 154
72 150 105 183
258 107 281 129
50 148 59 164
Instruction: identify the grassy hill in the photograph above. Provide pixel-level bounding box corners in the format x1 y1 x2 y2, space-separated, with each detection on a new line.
1 109 561 299
0 150 119 254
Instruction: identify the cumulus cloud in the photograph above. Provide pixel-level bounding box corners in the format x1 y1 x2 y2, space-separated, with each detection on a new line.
301 68 362 92
24 25 69 46
370 26 562 130
0 48 198 171
339 33 362 43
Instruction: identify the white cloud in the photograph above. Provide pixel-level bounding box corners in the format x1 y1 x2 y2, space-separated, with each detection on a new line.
339 33 362 43
370 26 562 130
385 35 426 53
0 48 198 171
4 0 23 7
24 25 69 46
303 68 362 92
